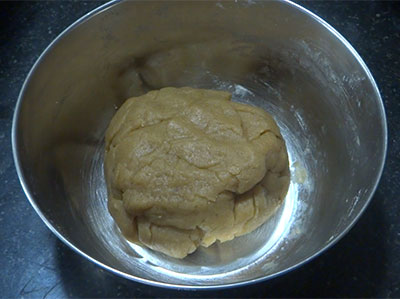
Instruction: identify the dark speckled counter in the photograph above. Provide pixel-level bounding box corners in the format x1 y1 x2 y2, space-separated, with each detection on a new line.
1 1 399 297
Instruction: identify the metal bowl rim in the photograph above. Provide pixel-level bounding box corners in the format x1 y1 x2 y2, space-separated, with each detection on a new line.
11 0 388 290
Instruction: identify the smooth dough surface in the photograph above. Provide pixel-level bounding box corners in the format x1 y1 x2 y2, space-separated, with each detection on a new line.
105 87 289 258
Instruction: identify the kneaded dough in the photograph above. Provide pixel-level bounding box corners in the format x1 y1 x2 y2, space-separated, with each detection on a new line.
104 87 289 258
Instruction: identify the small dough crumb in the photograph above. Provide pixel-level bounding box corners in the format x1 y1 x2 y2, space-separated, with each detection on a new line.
104 87 289 258
293 161 307 184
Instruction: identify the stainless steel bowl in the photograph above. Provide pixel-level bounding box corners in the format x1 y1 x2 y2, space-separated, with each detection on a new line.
12 0 387 289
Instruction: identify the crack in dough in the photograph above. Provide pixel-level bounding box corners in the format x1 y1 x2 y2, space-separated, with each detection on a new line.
105 87 289 258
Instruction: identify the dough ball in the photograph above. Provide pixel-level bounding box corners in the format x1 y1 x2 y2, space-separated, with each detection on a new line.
104 87 289 258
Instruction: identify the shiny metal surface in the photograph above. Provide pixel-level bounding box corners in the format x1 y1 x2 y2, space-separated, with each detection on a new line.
12 0 387 289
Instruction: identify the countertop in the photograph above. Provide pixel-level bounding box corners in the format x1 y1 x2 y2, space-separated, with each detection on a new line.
0 1 399 297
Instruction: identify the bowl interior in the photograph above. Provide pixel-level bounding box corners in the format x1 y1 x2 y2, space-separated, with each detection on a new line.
14 1 386 287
